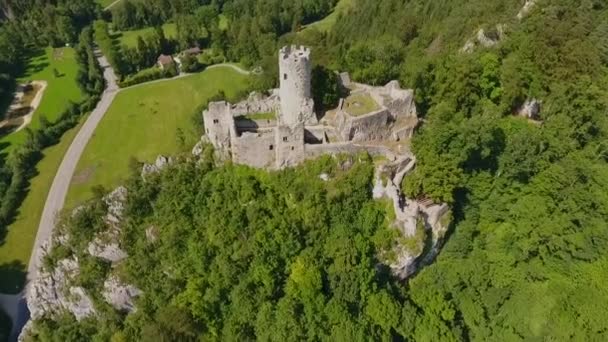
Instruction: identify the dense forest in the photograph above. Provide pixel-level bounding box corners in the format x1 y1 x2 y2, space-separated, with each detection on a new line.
7 0 608 340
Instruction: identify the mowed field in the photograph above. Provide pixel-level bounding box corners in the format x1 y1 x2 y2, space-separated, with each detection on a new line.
65 66 250 208
0 48 83 293
115 23 177 47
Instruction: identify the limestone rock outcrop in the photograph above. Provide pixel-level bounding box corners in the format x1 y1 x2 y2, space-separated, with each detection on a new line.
104 186 127 224
27 252 96 321
373 156 451 280
517 0 537 20
87 231 127 263
102 276 141 312
141 155 173 178
461 25 506 53
517 98 541 120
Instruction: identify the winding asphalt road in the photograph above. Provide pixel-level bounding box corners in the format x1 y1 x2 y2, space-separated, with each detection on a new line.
28 51 118 285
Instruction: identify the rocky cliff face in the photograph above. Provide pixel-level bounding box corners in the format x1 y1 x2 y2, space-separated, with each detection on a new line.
22 186 141 340
373 156 451 280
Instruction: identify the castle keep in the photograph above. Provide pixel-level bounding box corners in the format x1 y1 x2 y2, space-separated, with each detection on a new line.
203 45 419 169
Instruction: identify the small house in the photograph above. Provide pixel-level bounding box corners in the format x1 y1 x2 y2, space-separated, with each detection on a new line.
157 54 174 70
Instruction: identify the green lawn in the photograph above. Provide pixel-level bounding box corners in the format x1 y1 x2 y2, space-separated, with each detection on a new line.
0 121 84 293
344 93 380 116
1 48 83 150
115 23 177 48
236 112 276 121
301 0 354 33
65 66 250 208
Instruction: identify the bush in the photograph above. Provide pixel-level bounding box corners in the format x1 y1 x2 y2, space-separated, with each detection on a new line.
117 65 178 88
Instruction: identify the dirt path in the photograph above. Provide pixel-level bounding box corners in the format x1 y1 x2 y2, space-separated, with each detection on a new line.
121 63 251 91
104 0 123 10
206 63 251 75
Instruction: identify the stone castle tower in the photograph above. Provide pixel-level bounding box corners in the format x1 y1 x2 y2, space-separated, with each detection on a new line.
279 45 316 126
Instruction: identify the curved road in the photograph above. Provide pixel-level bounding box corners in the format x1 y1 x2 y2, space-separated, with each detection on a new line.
28 51 118 285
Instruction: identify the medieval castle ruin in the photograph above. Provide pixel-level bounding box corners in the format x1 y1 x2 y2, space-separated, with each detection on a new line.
203 45 419 169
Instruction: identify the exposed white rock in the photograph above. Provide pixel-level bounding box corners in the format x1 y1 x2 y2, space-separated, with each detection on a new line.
460 39 476 53
192 140 204 156
68 287 96 321
389 248 419 280
517 0 537 20
87 233 127 263
145 226 159 243
141 155 173 178
319 173 330 182
27 256 96 321
102 275 141 312
374 155 452 280
104 186 127 224
477 25 505 48
461 25 506 53
517 98 541 120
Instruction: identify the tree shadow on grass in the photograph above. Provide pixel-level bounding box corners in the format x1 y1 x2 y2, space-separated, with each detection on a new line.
0 261 26 294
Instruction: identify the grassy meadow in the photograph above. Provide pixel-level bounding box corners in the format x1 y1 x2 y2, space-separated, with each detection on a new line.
114 23 177 47
65 66 250 208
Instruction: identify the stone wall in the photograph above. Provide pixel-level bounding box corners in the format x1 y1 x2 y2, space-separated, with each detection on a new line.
335 108 393 142
231 90 280 117
234 118 276 130
231 129 276 168
203 101 235 160
304 127 327 144
276 124 305 168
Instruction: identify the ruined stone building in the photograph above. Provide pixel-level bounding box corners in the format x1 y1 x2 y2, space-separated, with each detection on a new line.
202 45 419 169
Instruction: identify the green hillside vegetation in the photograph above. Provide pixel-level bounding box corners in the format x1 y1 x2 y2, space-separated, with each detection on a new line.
11 0 608 340
32 153 406 341
65 66 250 208
300 0 354 33
96 0 116 7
